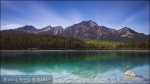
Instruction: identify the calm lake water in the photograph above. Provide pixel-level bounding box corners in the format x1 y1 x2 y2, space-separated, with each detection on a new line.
1 50 149 83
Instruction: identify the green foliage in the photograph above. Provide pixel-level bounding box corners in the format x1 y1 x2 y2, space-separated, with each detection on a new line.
83 39 149 50
115 42 150 50
1 34 86 50
84 39 123 50
1 34 149 50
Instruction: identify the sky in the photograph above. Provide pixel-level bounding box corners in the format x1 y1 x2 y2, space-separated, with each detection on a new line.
1 1 149 34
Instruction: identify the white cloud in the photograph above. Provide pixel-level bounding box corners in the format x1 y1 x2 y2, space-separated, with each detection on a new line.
68 10 85 23
1 24 24 30
2 1 85 29
22 2 73 28
123 14 138 24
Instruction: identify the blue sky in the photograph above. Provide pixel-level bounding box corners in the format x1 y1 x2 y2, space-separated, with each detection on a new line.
1 1 149 34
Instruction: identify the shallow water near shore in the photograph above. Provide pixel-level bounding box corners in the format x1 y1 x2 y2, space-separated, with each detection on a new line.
1 50 149 83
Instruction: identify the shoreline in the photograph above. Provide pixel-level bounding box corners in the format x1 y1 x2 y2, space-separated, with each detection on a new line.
0 50 149 51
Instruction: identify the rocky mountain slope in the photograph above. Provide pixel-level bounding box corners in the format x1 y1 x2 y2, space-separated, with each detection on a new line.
1 20 149 43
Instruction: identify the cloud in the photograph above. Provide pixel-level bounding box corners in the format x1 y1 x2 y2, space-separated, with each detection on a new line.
123 14 138 25
1 1 85 29
2 1 148 34
17 2 71 28
26 2 84 28
68 10 85 23
1 24 24 30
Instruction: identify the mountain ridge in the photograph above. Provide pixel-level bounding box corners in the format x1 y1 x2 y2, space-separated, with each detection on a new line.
1 20 149 43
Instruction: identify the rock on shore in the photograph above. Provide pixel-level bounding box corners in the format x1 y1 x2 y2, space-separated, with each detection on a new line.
124 70 136 77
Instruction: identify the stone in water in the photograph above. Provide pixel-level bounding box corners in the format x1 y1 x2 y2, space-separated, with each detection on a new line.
124 70 136 77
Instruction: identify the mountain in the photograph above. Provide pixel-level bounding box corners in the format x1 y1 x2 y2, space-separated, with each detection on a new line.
1 20 149 43
0 29 26 34
0 25 37 34
16 25 37 33
112 27 149 42
63 20 118 40
62 20 149 42
1 25 64 35
39 26 64 35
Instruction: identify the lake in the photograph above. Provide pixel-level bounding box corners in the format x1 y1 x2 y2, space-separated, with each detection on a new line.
1 50 149 83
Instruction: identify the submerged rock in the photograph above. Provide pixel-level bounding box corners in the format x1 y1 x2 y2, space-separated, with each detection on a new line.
124 70 136 77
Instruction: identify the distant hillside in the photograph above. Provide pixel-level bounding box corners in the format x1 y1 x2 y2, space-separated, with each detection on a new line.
1 20 149 43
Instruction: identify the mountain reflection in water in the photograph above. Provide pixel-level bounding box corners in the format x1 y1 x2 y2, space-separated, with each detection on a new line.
1 50 149 83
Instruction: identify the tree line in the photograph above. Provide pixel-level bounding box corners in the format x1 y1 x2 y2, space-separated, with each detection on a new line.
1 34 86 50
1 34 149 50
